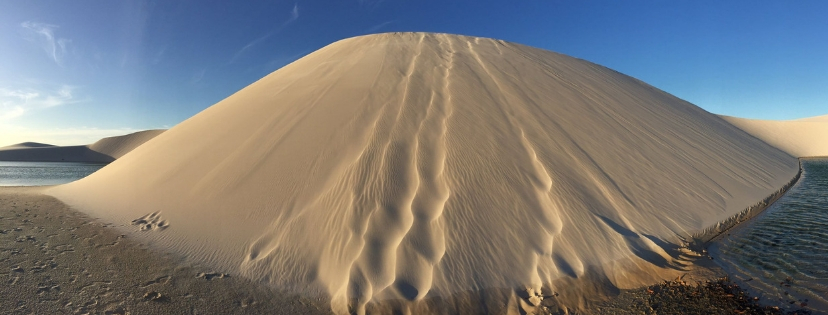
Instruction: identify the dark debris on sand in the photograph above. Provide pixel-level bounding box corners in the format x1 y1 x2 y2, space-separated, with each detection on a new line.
593 277 812 315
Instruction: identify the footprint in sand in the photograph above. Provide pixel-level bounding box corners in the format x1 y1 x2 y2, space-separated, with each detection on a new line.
143 291 168 302
196 272 229 280
131 212 169 231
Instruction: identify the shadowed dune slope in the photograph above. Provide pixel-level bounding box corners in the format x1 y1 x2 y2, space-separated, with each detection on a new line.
721 115 828 157
0 130 164 163
48 33 798 313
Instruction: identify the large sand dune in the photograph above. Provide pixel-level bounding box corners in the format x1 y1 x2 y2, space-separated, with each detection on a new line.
0 130 164 163
721 115 828 157
48 33 798 313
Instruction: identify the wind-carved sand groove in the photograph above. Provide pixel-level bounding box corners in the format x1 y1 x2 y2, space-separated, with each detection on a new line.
389 34 454 304
465 36 570 302
516 128 565 305
48 33 804 314
337 33 431 313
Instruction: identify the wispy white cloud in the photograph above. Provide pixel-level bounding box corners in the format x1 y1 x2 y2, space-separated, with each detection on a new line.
152 46 168 65
190 69 207 84
358 0 386 9
367 20 395 33
20 21 71 66
229 34 272 64
229 3 299 64
0 106 25 121
288 3 299 24
0 85 80 122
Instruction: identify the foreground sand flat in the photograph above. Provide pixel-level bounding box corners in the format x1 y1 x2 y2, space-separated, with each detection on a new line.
0 187 329 315
47 33 801 313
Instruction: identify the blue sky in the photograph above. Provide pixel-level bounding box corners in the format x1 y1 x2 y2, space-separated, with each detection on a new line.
1 0 826 146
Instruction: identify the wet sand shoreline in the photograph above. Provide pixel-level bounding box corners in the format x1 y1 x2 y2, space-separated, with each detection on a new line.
590 159 815 315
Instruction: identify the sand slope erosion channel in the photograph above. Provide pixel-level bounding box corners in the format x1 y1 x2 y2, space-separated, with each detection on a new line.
48 33 799 314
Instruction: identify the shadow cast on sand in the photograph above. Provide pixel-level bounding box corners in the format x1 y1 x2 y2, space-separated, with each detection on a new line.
596 215 687 271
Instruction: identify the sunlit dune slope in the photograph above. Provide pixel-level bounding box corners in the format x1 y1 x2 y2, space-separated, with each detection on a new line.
0 130 164 163
721 115 828 157
48 33 797 313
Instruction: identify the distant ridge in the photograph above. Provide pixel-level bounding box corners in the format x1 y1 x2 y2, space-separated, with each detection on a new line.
49 33 798 314
0 142 56 149
795 114 828 122
0 130 165 163
89 130 166 159
721 115 828 157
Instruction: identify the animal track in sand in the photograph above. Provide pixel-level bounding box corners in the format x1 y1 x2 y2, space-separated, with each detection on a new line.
131 211 168 231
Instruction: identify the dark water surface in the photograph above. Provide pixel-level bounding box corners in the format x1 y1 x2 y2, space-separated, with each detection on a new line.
711 158 828 314
0 161 106 186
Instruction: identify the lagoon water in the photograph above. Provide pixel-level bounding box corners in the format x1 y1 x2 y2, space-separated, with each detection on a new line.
0 161 107 186
711 158 828 314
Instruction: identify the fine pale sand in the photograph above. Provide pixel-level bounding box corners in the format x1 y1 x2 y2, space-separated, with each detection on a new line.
0 187 330 315
0 130 165 163
721 115 828 158
47 33 801 314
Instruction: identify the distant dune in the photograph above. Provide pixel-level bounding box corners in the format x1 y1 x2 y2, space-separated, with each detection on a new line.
0 130 165 163
795 114 828 122
88 130 166 159
721 115 828 157
0 142 56 149
0 145 114 163
48 33 798 314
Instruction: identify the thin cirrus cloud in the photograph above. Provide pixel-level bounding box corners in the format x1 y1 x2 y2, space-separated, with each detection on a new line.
367 20 395 33
358 0 385 10
20 21 71 66
228 3 299 64
0 85 79 122
190 69 207 84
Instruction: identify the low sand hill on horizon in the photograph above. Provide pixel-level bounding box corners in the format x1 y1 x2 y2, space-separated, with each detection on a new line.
48 33 800 314
720 115 828 158
795 114 828 122
0 130 165 163
0 142 56 149
88 129 167 159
